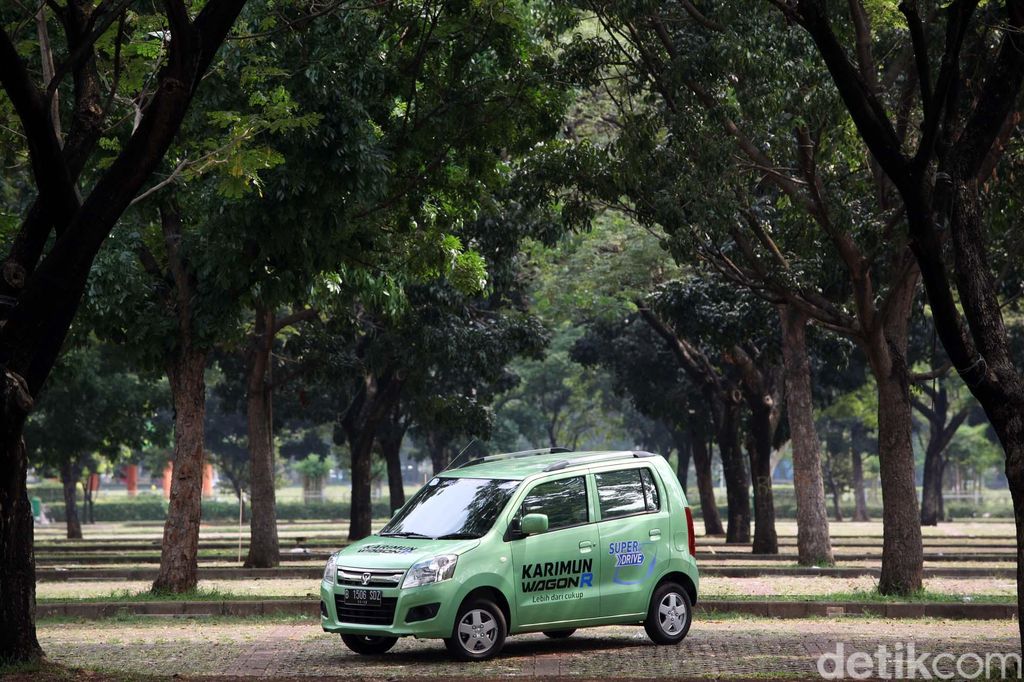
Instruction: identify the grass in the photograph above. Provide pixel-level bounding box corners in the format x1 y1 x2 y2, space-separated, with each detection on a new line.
712 589 1014 605
38 587 308 604
36 612 317 626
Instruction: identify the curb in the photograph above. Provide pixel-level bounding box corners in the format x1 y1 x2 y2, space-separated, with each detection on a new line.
35 598 1017 621
698 600 1018 620
694 552 1013 563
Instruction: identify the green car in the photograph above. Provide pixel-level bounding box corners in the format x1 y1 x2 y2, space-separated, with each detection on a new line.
320 448 699 660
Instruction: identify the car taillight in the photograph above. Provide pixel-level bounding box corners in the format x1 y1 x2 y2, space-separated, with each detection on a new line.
684 507 696 556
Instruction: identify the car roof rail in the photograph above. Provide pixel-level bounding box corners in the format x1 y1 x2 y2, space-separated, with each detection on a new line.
542 450 658 472
445 446 573 471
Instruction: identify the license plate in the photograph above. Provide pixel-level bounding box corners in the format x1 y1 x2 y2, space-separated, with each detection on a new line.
343 588 382 606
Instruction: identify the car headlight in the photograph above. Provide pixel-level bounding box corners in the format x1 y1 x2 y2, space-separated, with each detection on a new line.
323 555 337 584
402 554 458 589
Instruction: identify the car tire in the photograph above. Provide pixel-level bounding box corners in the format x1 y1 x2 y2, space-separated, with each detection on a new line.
542 629 576 639
444 597 507 661
643 582 692 645
341 634 398 655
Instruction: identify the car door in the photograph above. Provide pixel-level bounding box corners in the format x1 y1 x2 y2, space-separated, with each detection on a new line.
595 466 671 618
509 474 601 628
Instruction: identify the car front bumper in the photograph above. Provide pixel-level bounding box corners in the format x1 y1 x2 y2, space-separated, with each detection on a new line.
319 578 458 639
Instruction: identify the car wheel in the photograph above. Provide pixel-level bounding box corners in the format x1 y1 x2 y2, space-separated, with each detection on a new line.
542 629 576 639
643 582 692 645
444 597 507 661
341 634 398 655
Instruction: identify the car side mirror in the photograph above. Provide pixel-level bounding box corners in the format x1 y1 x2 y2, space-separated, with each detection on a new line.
520 513 549 536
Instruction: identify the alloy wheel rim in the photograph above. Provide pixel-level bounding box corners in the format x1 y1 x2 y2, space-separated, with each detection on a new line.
458 609 498 653
658 592 687 635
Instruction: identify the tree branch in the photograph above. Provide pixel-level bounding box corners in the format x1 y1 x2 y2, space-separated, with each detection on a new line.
789 0 910 187
272 308 319 334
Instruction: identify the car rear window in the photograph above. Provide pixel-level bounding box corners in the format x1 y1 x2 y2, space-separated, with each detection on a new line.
640 468 660 511
595 469 648 519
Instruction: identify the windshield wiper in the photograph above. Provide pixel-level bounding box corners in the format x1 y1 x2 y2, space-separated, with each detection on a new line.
378 531 432 539
436 532 479 540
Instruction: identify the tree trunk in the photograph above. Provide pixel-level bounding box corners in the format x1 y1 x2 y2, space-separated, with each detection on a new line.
684 427 723 535
779 306 834 564
245 309 279 569
152 347 208 593
823 453 844 522
830 483 844 522
994 404 1024 651
428 430 451 475
674 432 691 491
60 460 82 540
850 447 870 522
915 387 968 527
717 398 751 544
0 383 43 662
874 363 924 595
747 413 778 554
348 432 375 540
937 457 947 521
920 435 945 526
732 345 779 556
83 473 95 524
343 373 403 541
380 428 406 514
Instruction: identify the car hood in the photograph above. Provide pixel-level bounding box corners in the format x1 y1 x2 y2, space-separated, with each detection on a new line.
334 535 481 570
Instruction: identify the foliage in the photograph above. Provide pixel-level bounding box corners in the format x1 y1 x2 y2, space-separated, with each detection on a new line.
25 342 169 477
293 454 335 481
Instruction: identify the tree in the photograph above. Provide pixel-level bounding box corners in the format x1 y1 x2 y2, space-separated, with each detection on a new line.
571 313 726 535
555 0 934 580
497 326 612 452
636 279 784 552
25 341 167 538
766 0 1024 641
0 0 249 659
203 390 250 502
910 361 971 526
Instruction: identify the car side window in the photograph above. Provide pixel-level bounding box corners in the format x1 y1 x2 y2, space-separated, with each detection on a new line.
595 469 647 519
519 476 588 531
640 468 660 512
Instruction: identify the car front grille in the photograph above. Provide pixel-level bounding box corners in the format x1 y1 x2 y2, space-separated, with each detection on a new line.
334 595 398 625
337 566 405 587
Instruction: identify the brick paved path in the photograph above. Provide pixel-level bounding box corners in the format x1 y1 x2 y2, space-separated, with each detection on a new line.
39 616 1019 679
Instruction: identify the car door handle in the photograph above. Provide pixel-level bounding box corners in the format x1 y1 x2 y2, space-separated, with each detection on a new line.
649 529 662 538
579 541 594 550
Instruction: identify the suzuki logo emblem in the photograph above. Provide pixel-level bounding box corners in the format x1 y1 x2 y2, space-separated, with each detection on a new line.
361 572 371 586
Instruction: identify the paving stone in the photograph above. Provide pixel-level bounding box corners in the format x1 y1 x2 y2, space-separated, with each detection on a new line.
37 616 1020 680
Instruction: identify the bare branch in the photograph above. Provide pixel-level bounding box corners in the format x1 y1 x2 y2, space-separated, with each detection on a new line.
46 0 136 103
911 362 952 383
272 308 319 335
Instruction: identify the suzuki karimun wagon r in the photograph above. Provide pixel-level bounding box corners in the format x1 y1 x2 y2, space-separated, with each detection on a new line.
319 448 699 660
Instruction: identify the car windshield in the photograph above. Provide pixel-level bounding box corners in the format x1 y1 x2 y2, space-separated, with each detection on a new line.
379 477 520 540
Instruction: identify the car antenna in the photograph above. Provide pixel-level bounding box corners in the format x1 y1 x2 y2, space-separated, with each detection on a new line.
446 439 479 471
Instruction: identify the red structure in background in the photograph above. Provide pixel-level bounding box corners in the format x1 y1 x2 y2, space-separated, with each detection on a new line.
88 472 100 492
162 463 173 500
125 464 139 497
202 463 214 498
